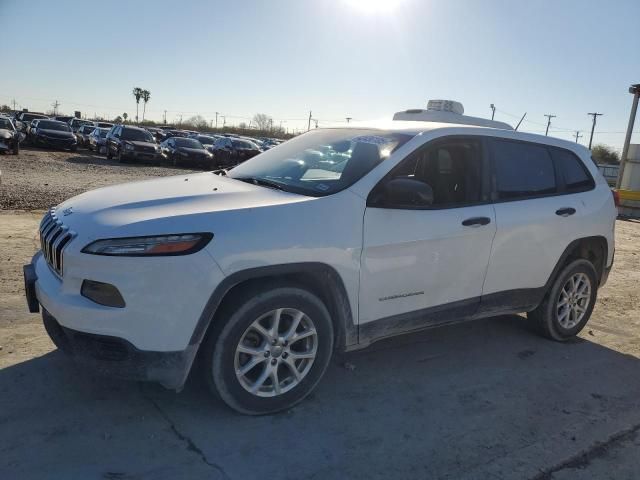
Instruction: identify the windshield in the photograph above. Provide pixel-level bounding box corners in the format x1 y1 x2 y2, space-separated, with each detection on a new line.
121 128 155 142
22 114 47 122
0 118 14 130
229 128 412 196
175 138 203 149
197 135 215 145
97 128 109 138
38 120 71 132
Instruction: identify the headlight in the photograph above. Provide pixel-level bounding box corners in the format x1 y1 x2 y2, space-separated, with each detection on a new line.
155 145 161 153
124 143 134 151
82 233 213 256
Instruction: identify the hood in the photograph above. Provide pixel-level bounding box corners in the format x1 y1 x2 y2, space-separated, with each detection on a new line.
125 140 157 149
39 129 74 139
55 172 310 239
0 129 14 139
178 147 208 155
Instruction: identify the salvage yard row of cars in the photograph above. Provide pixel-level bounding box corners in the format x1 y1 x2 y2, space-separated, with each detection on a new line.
1 111 283 169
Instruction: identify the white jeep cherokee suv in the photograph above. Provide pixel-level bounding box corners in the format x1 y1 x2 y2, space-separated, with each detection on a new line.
24 102 616 414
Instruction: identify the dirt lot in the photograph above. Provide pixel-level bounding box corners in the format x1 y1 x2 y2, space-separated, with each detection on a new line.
1 148 640 479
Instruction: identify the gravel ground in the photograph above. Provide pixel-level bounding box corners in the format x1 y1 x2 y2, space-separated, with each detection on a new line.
0 147 192 210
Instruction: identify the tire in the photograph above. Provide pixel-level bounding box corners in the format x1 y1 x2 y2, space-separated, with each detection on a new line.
201 285 334 415
70 145 77 152
116 148 125 163
12 143 19 155
528 259 598 341
106 145 112 159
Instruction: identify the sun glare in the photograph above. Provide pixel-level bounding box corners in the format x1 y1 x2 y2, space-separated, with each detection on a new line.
344 0 405 14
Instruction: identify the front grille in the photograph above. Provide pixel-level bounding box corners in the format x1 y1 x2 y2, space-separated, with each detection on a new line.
39 208 74 276
138 145 156 153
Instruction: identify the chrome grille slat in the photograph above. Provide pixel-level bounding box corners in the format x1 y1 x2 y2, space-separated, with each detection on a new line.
39 208 74 277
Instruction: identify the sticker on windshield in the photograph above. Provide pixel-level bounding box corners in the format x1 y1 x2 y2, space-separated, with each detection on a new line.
316 183 330 191
351 135 393 146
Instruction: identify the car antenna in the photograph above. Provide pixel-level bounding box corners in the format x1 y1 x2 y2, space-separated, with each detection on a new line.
514 112 527 131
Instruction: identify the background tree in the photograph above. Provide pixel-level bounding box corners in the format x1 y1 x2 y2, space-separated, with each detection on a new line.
252 113 272 130
141 90 151 122
591 144 620 165
114 116 123 124
132 87 143 124
0 104 11 114
122 112 128 124
184 115 208 129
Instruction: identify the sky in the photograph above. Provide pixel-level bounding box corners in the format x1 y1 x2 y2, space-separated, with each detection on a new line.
1 0 639 149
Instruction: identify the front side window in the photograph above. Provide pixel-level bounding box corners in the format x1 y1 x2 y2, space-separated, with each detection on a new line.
550 148 595 193
228 128 412 196
382 138 484 207
492 140 556 200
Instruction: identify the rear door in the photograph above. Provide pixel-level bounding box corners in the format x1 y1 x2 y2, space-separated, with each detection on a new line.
359 136 496 331
480 139 594 305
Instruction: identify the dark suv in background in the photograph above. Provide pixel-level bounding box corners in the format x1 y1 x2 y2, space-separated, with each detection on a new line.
105 125 162 163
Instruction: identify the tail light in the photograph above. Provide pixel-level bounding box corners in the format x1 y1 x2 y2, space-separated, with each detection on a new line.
612 189 620 207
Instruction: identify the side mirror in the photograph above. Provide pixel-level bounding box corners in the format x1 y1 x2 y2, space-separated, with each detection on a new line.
376 177 434 208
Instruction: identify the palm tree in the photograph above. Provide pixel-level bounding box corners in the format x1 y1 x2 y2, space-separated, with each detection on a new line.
122 112 128 124
141 90 151 123
132 87 143 124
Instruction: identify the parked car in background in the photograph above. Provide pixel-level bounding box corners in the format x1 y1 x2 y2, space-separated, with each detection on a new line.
88 127 109 153
14 112 48 132
27 119 77 151
191 134 218 149
69 118 95 133
160 136 213 166
53 115 74 123
75 124 96 147
95 122 114 129
210 136 262 167
105 125 162 163
0 115 21 154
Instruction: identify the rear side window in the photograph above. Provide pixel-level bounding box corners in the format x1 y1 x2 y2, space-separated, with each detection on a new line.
550 148 595 192
492 140 556 200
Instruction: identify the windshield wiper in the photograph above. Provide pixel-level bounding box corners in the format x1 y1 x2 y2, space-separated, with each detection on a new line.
234 176 285 191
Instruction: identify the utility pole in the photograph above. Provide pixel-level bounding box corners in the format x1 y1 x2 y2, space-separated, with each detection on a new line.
215 112 219 129
587 112 603 150
12 98 16 112
616 84 640 189
52 100 60 116
544 114 556 136
490 104 496 120
573 131 583 143
346 117 352 123
314 119 319 129
307 110 312 131
221 116 226 127
179 114 183 125
163 110 167 124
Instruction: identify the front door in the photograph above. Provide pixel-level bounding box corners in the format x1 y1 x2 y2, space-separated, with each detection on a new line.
359 137 496 338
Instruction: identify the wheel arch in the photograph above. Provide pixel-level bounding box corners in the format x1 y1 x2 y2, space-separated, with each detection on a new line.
189 263 357 351
545 236 609 291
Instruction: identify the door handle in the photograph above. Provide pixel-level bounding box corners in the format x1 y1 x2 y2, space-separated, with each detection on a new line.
462 216 491 227
555 207 576 217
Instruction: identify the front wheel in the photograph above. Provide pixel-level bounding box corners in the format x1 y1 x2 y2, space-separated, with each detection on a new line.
106 145 112 159
12 143 19 155
528 259 598 341
201 286 334 415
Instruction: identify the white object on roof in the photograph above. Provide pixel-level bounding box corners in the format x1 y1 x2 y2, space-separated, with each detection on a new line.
393 100 513 130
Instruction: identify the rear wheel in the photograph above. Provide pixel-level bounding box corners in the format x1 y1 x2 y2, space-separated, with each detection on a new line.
528 259 598 341
201 286 334 415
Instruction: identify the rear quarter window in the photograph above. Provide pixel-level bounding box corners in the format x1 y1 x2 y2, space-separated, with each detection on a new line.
550 148 595 193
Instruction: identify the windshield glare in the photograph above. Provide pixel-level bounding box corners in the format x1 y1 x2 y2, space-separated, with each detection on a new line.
228 129 411 196
175 138 203 149
38 121 71 132
121 128 155 142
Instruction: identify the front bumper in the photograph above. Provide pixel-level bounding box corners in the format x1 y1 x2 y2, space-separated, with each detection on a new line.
42 309 197 389
124 150 163 162
35 136 76 150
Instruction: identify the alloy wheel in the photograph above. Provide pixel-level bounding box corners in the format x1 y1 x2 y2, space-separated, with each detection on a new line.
234 308 318 397
556 272 591 329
